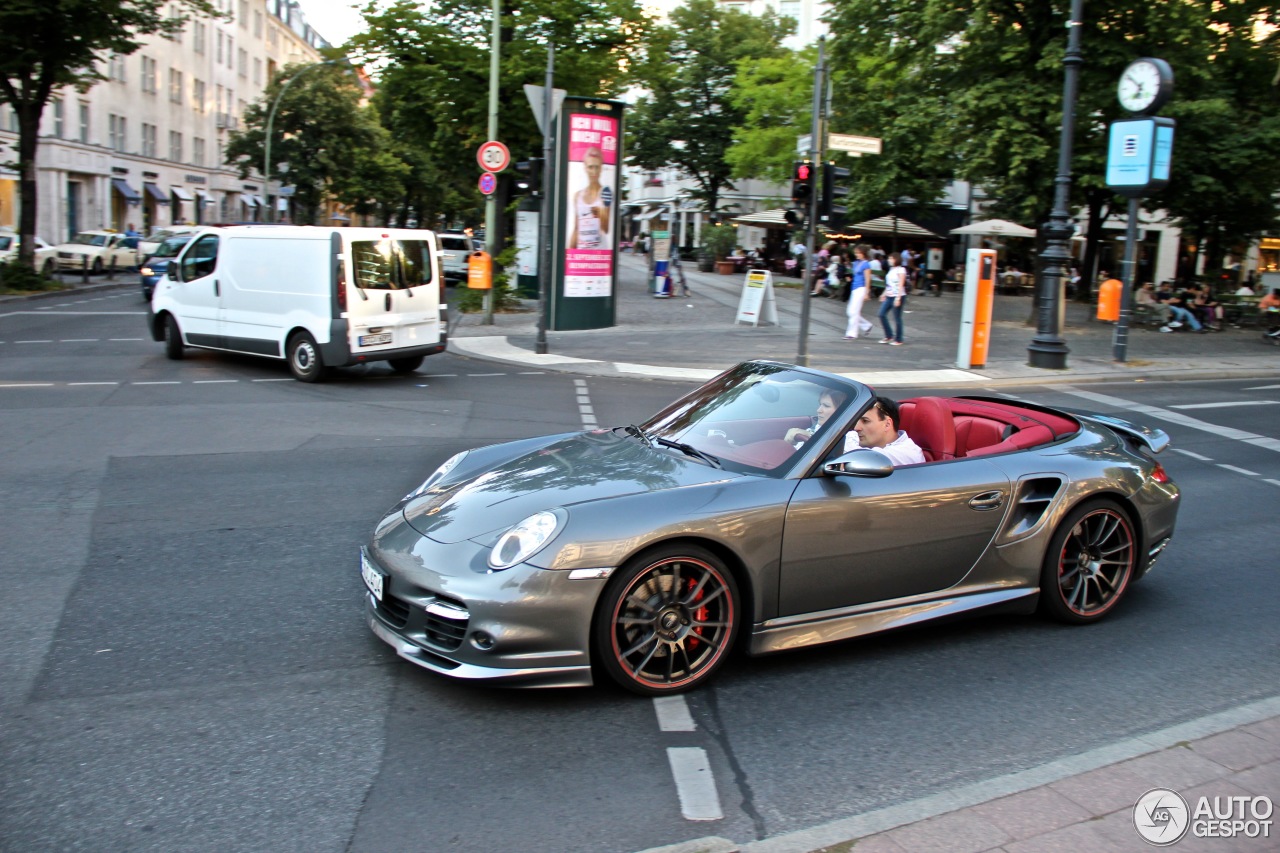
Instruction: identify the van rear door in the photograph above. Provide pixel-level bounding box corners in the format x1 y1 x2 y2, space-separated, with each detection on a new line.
345 235 441 355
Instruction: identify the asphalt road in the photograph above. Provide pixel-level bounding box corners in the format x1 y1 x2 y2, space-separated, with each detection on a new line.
2 290 1277 852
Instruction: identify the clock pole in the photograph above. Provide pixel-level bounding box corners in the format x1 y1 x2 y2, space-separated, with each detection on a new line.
1027 0 1084 370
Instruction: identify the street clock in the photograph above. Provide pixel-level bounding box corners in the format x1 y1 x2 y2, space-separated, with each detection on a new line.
1117 57 1174 114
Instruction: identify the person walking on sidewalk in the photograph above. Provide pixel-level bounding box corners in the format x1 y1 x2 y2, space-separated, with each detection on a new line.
844 246 876 339
878 252 907 345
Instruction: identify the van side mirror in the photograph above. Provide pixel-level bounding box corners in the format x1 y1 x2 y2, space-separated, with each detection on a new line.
823 449 894 478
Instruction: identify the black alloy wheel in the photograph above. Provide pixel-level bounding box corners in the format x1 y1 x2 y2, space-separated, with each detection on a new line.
388 355 425 374
1040 500 1136 624
287 332 327 382
595 544 738 695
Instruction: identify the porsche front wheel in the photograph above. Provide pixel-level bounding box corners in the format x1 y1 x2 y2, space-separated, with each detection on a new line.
595 545 739 695
1040 500 1136 624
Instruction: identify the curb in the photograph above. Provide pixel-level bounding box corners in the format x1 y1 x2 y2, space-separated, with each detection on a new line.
0 279 135 305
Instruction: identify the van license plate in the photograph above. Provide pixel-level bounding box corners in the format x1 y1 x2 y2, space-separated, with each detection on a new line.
360 551 384 601
359 333 393 347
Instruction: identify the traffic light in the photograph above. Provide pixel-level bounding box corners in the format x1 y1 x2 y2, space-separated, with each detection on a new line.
514 158 543 196
790 161 814 206
820 162 851 226
784 208 806 227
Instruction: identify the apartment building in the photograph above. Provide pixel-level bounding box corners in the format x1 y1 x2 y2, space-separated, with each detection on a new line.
0 0 328 242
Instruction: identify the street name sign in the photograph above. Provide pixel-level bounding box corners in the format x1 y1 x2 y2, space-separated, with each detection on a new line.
828 134 882 155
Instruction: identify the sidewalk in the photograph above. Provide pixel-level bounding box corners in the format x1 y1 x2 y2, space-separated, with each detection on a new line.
645 697 1280 853
450 253 1280 386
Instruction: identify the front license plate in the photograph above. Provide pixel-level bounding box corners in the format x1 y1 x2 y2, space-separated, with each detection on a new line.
359 332 392 347
360 551 384 601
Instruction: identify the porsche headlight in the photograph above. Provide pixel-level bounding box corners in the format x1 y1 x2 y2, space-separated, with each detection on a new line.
404 450 468 501
488 511 562 571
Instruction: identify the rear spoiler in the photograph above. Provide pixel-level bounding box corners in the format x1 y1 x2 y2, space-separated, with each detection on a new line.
1072 412 1170 454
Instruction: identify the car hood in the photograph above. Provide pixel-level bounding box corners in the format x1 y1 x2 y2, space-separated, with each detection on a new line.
402 430 739 544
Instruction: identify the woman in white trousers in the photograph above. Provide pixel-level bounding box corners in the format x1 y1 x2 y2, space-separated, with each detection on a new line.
845 246 875 338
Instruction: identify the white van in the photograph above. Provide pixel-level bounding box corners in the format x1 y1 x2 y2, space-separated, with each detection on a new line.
147 226 447 381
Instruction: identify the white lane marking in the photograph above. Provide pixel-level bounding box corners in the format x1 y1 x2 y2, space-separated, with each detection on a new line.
193 379 239 384
67 382 120 386
1265 479 1280 488
0 383 54 388
251 378 292 382
1172 449 1214 461
1170 401 1278 410
653 695 697 732
518 371 545 375
16 340 52 344
131 381 180 385
0 311 146 317
466 373 504 377
60 338 99 342
1217 464 1259 476
1244 385 1280 391
1057 389 1280 453
666 748 723 821
109 338 144 342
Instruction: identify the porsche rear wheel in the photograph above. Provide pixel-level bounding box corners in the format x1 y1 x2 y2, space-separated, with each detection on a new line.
596 545 738 695
1040 500 1136 624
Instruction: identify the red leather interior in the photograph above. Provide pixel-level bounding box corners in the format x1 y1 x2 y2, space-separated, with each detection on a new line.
899 397 1079 459
897 397 957 462
954 416 1009 456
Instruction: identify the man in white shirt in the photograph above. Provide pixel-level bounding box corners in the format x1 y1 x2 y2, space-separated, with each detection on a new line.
846 396 925 466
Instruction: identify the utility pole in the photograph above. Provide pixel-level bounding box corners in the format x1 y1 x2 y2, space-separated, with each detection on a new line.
483 0 501 325
796 37 825 367
536 44 554 354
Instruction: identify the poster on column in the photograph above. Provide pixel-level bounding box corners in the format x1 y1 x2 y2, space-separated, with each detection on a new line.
563 111 618 297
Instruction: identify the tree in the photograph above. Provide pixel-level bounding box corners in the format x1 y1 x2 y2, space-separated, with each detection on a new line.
627 0 793 215
0 0 217 268
225 62 404 225
825 0 1280 293
348 0 649 228
725 50 816 185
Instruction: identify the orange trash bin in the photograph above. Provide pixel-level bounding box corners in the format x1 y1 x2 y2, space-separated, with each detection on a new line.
467 250 492 290
1097 277 1121 321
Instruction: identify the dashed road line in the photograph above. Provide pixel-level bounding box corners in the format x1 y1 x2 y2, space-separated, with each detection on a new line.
0 383 54 388
16 340 52 344
466 373 504 377
666 748 724 821
251 378 292 382
1244 384 1280 391
1170 400 1277 410
131 381 181 385
1172 449 1214 461
59 338 99 342
109 338 144 342
193 379 239 384
1057 388 1280 454
1217 464 1259 476
654 695 697 732
67 382 120 386
1265 479 1280 488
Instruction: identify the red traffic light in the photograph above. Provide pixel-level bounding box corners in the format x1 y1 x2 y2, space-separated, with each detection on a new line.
796 164 811 180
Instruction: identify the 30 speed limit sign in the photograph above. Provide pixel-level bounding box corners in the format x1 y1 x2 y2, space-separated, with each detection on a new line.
477 141 511 173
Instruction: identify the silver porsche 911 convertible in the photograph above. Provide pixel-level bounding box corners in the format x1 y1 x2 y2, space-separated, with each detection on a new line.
362 361 1180 695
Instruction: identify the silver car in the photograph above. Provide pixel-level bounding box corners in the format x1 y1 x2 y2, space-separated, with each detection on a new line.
362 361 1180 695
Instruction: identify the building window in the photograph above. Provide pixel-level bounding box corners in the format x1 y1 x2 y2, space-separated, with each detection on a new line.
216 31 223 64
238 48 247 77
108 54 127 82
253 57 262 86
193 79 206 113
142 56 158 94
216 84 225 114
193 137 205 167
53 98 65 138
170 6 184 43
78 103 89 143
169 131 183 163
109 114 127 152
169 68 184 104
778 0 800 19
194 20 206 54
227 35 234 68
268 26 278 48
239 0 248 26
254 10 263 38
142 123 157 158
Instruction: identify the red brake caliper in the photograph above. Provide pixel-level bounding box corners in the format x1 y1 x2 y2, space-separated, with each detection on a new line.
689 576 706 650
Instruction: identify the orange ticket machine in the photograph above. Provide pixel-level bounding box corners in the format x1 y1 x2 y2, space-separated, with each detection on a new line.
956 248 996 369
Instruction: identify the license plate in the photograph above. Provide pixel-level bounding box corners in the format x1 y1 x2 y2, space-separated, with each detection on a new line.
360 551 384 601
359 332 392 347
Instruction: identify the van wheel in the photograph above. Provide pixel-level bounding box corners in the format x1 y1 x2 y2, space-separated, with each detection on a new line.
42 259 55 276
388 356 425 374
163 315 184 360
287 332 327 383
92 258 103 275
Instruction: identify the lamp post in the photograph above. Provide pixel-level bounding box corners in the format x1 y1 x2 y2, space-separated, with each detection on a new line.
1027 0 1083 370
263 60 341 224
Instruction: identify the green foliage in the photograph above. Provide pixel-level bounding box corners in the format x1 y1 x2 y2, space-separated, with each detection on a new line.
0 260 61 294
700 224 738 260
450 243 525 312
626 0 793 214
726 50 816 183
225 62 401 225
349 0 649 228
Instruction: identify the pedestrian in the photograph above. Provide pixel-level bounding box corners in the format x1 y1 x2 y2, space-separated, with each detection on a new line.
878 252 907 345
844 246 876 339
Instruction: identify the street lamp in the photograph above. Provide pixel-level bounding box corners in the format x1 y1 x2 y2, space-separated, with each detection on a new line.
263 60 343 224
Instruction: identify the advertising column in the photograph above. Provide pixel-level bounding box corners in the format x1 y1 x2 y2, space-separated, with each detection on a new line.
550 98 624 330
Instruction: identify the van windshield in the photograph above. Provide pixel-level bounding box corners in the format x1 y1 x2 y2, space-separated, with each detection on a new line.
351 239 434 291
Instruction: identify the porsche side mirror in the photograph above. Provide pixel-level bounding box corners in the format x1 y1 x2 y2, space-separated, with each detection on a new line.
823 449 894 478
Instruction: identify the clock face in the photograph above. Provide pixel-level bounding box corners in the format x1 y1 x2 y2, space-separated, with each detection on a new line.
1118 60 1165 113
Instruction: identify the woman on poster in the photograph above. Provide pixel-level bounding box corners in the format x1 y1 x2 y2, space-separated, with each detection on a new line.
568 146 612 250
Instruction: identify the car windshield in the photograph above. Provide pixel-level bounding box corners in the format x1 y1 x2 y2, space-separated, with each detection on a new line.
155 235 193 256
0 236 12 252
71 234 108 247
439 237 470 252
640 362 862 475
351 239 435 290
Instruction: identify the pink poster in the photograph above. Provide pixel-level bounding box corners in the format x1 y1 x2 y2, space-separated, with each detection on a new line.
563 113 618 297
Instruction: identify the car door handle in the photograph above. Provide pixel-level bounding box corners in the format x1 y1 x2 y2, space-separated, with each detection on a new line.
214 279 219 297
968 490 1004 511
385 293 392 312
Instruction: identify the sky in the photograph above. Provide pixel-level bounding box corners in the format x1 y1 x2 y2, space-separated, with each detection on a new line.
297 0 367 47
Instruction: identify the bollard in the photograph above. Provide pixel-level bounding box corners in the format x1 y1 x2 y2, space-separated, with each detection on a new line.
108 257 115 280
82 256 89 284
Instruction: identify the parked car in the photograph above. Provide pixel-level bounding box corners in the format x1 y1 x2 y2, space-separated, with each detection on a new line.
148 225 448 380
0 229 58 275
139 233 196 300
362 360 1181 695
139 225 201 260
438 232 479 283
55 230 139 273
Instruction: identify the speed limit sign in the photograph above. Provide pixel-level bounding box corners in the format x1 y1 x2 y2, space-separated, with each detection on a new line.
477 141 511 173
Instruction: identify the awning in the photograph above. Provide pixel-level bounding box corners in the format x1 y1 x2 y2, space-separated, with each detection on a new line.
730 208 795 228
634 209 663 221
112 178 141 202
251 195 266 208
143 182 170 203
170 186 194 201
195 189 215 206
240 193 260 208
841 215 943 240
